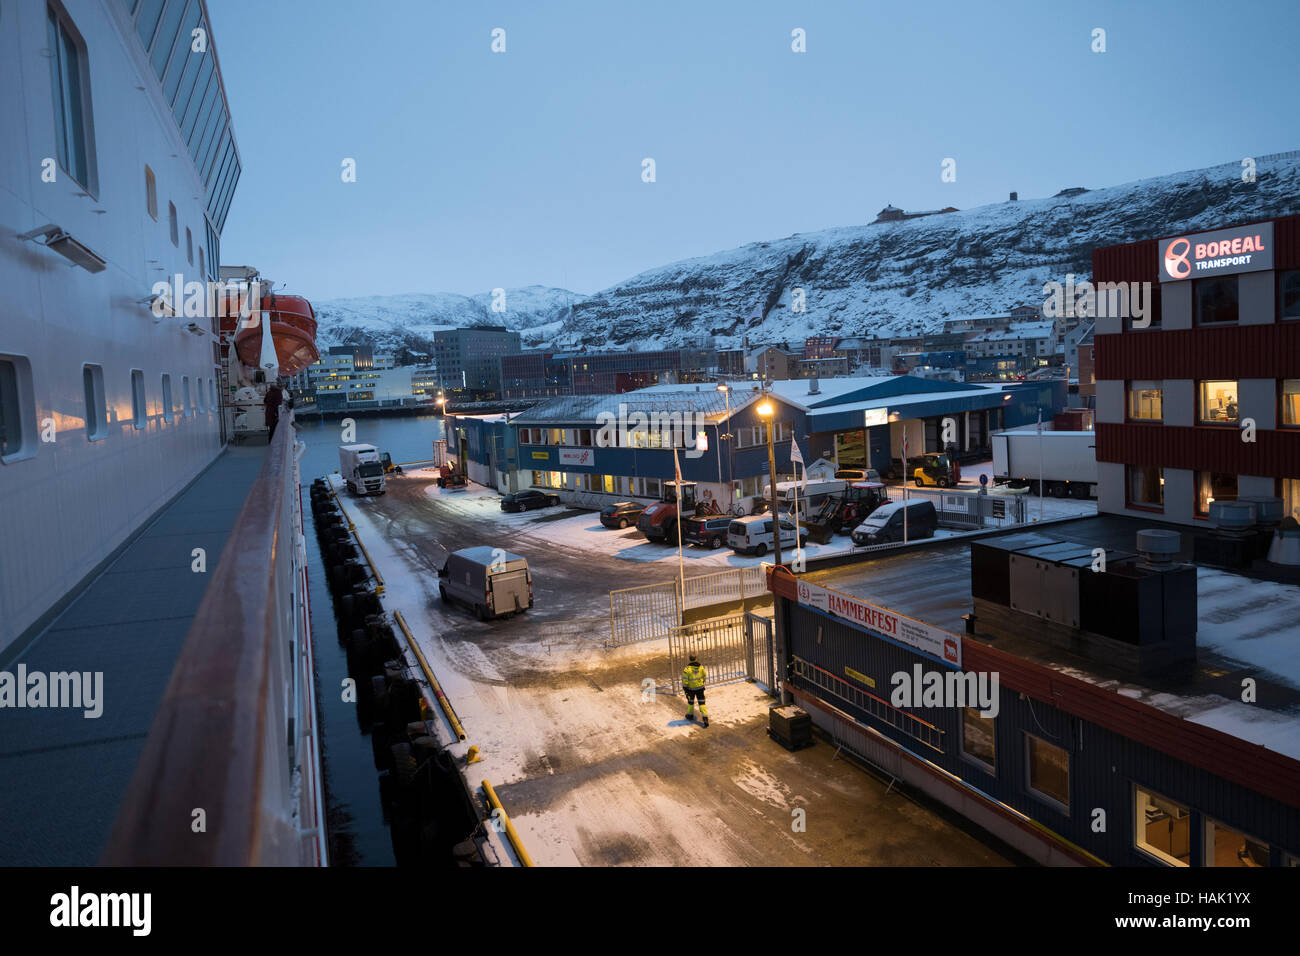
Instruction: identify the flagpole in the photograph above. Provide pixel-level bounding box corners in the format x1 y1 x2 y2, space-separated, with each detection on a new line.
673 447 685 605
903 428 909 543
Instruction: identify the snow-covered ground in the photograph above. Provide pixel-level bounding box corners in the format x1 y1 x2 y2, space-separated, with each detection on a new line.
328 473 1014 867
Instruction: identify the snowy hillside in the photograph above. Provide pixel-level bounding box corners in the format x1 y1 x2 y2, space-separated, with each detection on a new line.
315 152 1300 355
313 285 579 357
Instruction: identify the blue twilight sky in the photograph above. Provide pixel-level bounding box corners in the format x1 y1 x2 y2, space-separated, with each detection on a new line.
206 0 1300 301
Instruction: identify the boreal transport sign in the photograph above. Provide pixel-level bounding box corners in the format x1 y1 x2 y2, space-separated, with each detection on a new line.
1157 222 1273 281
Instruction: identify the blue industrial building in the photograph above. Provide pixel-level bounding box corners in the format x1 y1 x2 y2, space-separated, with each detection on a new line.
451 376 1060 512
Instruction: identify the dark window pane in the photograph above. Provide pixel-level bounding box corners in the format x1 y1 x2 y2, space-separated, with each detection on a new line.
1027 735 1069 809
182 66 215 143
1127 465 1163 509
170 27 206 118
163 2 202 103
1195 276 1239 325
0 360 23 457
1281 271 1300 320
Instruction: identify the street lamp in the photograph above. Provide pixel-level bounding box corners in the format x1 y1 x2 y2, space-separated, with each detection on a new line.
757 398 782 568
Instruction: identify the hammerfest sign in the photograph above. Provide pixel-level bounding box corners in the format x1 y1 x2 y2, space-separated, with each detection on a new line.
795 579 962 668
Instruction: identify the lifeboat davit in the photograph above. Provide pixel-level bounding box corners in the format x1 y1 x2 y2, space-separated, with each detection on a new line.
225 293 320 376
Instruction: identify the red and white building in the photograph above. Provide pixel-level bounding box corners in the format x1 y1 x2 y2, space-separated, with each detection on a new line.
1092 215 1300 525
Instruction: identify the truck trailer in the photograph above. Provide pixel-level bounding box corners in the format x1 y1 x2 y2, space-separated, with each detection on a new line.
339 443 387 496
991 428 1098 499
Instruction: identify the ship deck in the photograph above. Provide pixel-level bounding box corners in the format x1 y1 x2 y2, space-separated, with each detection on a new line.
0 445 268 866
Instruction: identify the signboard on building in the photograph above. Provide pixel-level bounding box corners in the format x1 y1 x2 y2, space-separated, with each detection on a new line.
863 407 889 428
558 448 594 467
795 579 962 668
1157 222 1274 282
530 450 550 461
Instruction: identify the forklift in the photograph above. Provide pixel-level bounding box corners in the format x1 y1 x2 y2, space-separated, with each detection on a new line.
380 451 403 475
911 451 960 488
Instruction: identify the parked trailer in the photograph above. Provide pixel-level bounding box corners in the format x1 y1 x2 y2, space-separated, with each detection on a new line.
991 428 1098 499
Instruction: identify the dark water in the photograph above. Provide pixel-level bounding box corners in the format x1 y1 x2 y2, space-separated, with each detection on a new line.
297 414 446 866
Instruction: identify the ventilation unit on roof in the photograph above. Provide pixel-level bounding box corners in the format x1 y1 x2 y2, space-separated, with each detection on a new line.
1136 529 1181 566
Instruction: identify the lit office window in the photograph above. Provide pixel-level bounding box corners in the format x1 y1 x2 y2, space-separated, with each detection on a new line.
1025 734 1069 811
961 707 996 772
47 3 96 192
1126 465 1164 510
1205 819 1270 867
1283 479 1300 524
1134 786 1191 866
1198 380 1239 423
1126 381 1163 421
131 369 146 429
1195 473 1238 517
1282 380 1300 427
1195 277 1239 325
82 364 107 441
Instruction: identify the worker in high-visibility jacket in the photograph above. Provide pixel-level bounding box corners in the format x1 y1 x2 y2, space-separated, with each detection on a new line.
682 654 709 727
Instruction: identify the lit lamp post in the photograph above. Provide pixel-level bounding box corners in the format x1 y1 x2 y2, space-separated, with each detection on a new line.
716 383 734 510
757 398 782 568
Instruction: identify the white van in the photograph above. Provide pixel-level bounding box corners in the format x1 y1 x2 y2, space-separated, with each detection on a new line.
438 546 533 620
727 514 808 557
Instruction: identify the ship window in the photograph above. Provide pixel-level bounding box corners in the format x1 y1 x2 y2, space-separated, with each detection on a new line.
135 0 166 50
210 375 217 410
1134 786 1190 867
0 356 37 463
186 227 193 264
170 15 207 117
145 165 158 220
1025 733 1069 813
131 369 146 429
182 375 193 416
47 3 97 195
161 374 174 423
162 2 202 104
82 364 107 441
149 0 188 77
168 202 179 246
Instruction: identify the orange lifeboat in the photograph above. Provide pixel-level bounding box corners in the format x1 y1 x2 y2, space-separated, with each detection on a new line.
223 293 320 376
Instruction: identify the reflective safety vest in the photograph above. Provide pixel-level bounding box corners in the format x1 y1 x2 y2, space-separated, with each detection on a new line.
682 664 706 690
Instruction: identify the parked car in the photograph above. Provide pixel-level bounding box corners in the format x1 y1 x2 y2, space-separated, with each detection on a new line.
599 501 645 529
501 490 559 512
438 547 533 620
682 515 734 549
850 499 938 545
834 468 882 484
727 514 808 557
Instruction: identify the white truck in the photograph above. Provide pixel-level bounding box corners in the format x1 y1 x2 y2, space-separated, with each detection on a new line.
991 428 1098 499
339 443 386 496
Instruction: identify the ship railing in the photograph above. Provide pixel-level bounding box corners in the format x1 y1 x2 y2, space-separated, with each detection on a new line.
102 420 327 865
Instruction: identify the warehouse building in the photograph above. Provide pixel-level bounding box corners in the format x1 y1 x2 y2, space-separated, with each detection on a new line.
1092 215 1300 525
769 520 1300 867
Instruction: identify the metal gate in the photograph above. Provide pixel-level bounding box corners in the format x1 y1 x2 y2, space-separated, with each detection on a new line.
745 611 777 696
608 580 680 646
668 614 752 694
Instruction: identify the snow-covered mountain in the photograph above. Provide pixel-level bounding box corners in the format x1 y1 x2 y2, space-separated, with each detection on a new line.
312 285 579 358
314 152 1300 355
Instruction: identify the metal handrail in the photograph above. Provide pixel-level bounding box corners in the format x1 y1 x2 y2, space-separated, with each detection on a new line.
102 422 324 865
